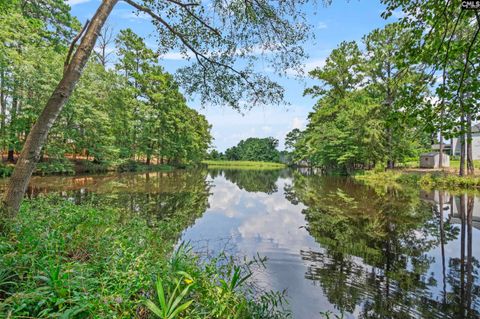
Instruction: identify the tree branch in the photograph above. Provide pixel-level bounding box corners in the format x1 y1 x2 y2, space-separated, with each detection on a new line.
122 0 258 93
64 19 90 73
456 11 480 99
165 0 221 36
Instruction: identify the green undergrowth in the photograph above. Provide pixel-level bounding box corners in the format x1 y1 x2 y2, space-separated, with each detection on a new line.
0 163 14 178
0 197 289 318
36 159 76 176
116 160 173 173
202 160 285 170
355 170 480 191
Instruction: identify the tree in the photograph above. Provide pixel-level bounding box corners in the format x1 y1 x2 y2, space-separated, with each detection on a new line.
225 137 280 162
381 0 480 176
297 24 431 173
1 0 321 218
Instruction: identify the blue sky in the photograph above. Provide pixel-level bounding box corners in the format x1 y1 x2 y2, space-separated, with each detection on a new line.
67 0 398 151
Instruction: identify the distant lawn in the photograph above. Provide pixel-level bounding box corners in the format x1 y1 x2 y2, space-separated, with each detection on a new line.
396 159 480 170
202 160 285 170
449 159 480 169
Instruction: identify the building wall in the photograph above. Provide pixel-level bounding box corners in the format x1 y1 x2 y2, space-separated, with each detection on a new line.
451 135 480 159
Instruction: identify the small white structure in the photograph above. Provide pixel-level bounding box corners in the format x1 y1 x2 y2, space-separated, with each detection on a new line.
419 152 450 168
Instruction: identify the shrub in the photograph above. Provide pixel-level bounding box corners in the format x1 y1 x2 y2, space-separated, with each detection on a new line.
35 159 75 176
0 163 14 177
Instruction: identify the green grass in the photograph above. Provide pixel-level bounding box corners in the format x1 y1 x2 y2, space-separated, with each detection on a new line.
202 160 285 170
355 170 480 191
395 158 480 170
0 197 289 318
448 159 480 169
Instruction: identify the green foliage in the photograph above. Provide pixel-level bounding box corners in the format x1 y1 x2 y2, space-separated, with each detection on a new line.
0 197 290 318
0 163 14 177
145 276 193 319
116 160 172 173
203 160 285 170
225 137 281 162
291 23 431 173
0 8 212 172
357 170 480 191
35 159 75 176
284 173 455 317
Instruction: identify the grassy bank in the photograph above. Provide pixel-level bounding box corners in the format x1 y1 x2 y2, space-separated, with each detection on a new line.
202 160 285 170
355 170 480 191
397 159 480 170
0 197 288 318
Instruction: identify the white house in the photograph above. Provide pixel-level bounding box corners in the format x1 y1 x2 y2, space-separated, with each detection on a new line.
448 123 480 159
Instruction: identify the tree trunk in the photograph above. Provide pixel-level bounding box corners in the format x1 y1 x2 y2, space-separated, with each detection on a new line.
439 132 443 169
439 191 446 303
7 82 18 163
7 150 14 163
460 114 466 177
466 195 473 311
466 113 474 175
0 69 6 156
1 0 118 219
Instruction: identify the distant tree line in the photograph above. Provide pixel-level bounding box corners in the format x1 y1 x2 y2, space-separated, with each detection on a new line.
208 137 281 162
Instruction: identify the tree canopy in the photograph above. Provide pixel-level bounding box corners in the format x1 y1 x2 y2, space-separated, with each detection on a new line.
224 137 280 162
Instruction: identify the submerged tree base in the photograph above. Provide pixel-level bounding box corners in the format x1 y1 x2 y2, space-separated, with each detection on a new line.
0 197 289 318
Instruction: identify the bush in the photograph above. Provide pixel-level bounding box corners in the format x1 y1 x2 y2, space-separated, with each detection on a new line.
35 159 75 176
117 160 172 172
82 160 112 173
0 163 14 177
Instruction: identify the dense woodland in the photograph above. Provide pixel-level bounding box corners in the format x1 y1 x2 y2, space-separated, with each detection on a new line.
0 1 211 173
287 3 480 176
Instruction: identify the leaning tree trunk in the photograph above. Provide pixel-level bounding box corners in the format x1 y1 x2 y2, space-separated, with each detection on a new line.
1 0 118 219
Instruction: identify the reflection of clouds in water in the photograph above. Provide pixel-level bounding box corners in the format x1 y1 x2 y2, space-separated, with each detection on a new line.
237 189 311 251
207 177 242 217
182 174 335 318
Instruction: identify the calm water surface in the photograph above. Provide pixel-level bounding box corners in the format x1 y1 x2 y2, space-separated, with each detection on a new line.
7 168 480 319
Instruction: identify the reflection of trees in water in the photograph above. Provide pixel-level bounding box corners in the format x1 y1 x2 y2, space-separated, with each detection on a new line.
444 194 480 319
209 169 284 194
25 169 211 240
285 173 479 318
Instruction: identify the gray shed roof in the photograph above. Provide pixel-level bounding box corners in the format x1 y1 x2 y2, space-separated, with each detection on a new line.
420 152 440 157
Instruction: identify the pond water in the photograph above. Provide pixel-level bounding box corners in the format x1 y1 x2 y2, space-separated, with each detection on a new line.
6 168 480 319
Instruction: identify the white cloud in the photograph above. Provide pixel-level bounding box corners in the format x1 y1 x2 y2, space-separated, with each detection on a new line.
286 57 327 76
317 21 328 29
261 125 273 133
67 0 92 5
291 117 305 130
160 51 194 60
304 57 327 72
